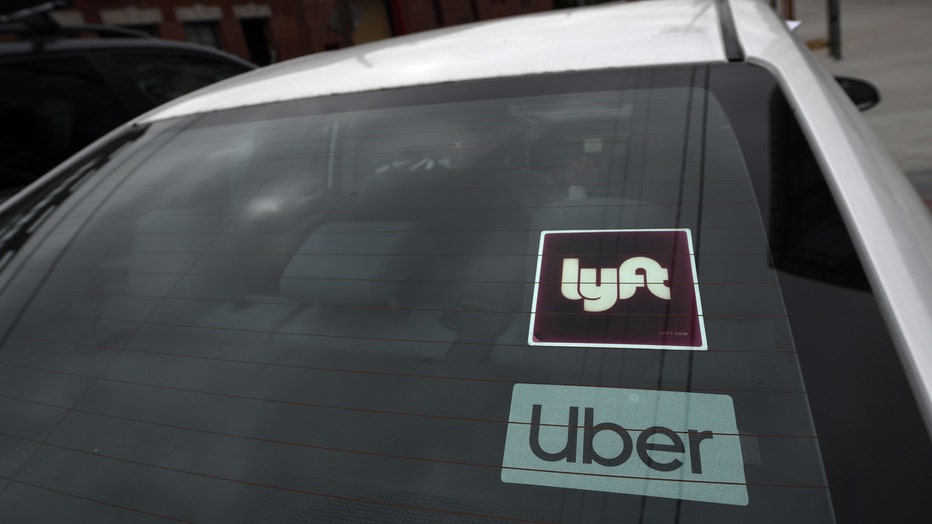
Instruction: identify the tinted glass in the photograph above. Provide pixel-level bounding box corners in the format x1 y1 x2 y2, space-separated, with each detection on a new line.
114 53 248 106
0 64 926 522
0 56 130 195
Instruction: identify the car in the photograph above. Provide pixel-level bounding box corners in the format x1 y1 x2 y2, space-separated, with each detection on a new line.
0 0 928 521
0 1 255 200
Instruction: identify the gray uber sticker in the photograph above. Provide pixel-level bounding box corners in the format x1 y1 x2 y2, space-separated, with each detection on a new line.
502 384 748 506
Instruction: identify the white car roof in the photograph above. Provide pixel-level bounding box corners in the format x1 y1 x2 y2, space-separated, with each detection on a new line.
142 0 730 122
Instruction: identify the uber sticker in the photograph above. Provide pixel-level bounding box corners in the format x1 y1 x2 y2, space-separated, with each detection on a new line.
528 229 706 350
502 384 748 506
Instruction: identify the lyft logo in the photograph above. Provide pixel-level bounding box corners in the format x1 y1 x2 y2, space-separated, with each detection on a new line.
529 229 706 350
561 256 671 312
502 384 748 506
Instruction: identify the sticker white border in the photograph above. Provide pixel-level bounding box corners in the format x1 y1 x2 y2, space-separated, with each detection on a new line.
527 228 707 350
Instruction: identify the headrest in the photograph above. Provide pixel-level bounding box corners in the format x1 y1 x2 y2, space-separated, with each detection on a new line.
530 198 674 231
280 221 421 306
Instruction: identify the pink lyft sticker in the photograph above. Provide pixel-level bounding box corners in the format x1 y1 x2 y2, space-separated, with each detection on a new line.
528 229 706 350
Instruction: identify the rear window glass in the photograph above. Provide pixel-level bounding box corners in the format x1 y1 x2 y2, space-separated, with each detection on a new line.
0 64 924 522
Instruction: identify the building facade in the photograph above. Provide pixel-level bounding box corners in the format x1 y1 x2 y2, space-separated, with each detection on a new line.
51 1 556 65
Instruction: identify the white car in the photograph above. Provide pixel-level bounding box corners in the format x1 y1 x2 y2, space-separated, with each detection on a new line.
0 0 928 522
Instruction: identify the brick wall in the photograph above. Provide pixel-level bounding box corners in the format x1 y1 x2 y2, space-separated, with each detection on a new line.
54 0 556 64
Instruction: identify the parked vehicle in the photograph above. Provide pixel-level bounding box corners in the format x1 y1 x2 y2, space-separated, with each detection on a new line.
0 1 255 199
0 0 928 521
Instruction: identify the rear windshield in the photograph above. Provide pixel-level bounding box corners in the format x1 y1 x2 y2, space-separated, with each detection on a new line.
0 64 926 522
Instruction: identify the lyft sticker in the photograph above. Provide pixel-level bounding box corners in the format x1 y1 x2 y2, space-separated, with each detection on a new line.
528 229 706 350
502 384 748 506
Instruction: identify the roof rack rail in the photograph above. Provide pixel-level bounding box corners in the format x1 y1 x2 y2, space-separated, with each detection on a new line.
0 23 153 39
0 1 67 25
0 1 151 40
715 0 745 62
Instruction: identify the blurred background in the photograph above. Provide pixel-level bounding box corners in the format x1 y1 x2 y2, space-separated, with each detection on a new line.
8 0 931 205
793 0 931 207
40 0 560 64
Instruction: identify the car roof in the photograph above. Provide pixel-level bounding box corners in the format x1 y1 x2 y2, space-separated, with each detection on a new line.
142 0 731 122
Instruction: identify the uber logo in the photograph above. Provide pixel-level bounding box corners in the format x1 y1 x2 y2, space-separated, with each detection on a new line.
527 405 712 473
502 384 748 506
529 229 706 350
